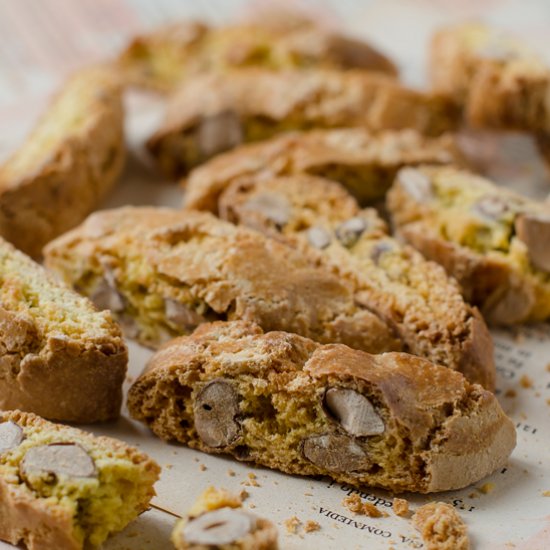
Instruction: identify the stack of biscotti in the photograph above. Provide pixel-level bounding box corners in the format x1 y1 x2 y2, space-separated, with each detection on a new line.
430 22 550 165
182 128 462 210
43 206 496 388
0 237 127 422
387 165 550 325
0 66 125 258
116 12 397 93
0 410 160 550
146 69 460 177
127 321 515 494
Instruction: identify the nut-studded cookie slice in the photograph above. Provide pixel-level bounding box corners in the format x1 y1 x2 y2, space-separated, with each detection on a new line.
117 13 396 93
44 207 402 353
172 486 278 549
127 321 515 494
0 66 125 258
387 165 550 324
147 69 460 178
0 410 160 550
0 237 127 422
218 174 494 389
183 128 462 212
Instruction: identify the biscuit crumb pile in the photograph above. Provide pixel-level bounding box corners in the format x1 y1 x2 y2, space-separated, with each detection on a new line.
412 502 470 550
342 494 388 517
392 497 410 517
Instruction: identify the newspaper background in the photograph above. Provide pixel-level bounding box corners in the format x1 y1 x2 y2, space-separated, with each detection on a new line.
0 1 549 548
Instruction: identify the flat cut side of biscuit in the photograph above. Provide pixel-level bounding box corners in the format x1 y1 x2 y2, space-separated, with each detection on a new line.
0 66 125 258
0 237 127 422
0 410 159 550
44 207 401 353
127 321 515 494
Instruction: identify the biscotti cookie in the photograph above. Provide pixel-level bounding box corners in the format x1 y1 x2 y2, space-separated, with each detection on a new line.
117 14 396 93
430 22 550 149
44 207 402 353
0 66 125 258
183 128 462 212
387 166 550 325
412 502 470 550
0 410 160 550
218 174 495 389
172 486 278 549
127 321 516 494
147 69 460 178
0 237 127 422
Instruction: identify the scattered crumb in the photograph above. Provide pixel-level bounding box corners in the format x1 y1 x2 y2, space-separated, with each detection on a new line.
504 389 517 398
194 457 199 462
227 469 236 477
546 363 550 373
468 492 479 499
199 463 207 471
164 463 173 470
546 399 550 407
188 486 243 517
304 492 313 496
513 330 525 343
542 490 550 497
304 520 321 533
284 516 302 534
342 494 388 517
392 498 409 517
242 472 260 487
239 490 249 501
413 502 469 550
477 482 495 495
520 375 533 389
249 503 256 509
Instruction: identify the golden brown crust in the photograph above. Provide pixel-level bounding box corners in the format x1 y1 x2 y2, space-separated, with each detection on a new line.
44 207 401 353
0 238 127 423
183 128 462 212
128 321 515 494
0 410 160 550
147 69 459 178
0 66 125 258
387 166 550 324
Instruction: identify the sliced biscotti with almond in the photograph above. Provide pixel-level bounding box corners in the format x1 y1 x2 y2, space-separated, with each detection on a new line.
218 174 494 389
183 128 462 212
0 237 127 422
172 486 278 549
0 410 160 550
117 13 396 93
44 207 402 353
127 321 515 494
0 66 125 258
387 165 550 325
147 69 459 178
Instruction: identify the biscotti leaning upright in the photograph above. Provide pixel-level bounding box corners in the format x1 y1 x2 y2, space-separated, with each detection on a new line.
0 237 127 422
128 321 515 494
44 206 403 354
0 66 125 257
117 11 396 93
387 165 550 324
147 69 460 177
0 410 160 550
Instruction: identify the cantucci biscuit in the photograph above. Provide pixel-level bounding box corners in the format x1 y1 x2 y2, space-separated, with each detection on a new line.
0 66 125 258
0 410 159 550
387 165 550 324
127 321 516 494
0 238 127 422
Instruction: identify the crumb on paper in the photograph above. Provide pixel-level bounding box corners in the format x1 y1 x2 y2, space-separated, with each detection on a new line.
188 486 243 517
240 489 249 501
393 497 409 517
477 482 495 495
468 492 479 499
199 463 207 471
284 516 302 534
542 490 550 497
412 502 469 550
227 469 236 477
164 463 173 470
249 503 256 509
504 389 517 398
520 375 533 389
304 520 321 533
342 494 388 517
546 398 550 407
304 492 313 496
243 472 260 487
546 363 550 372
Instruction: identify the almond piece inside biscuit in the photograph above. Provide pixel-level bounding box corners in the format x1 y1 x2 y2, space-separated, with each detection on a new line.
398 168 433 202
307 226 332 249
324 388 385 436
335 217 368 247
515 211 550 272
0 421 24 453
183 508 255 545
302 434 371 472
164 298 206 330
197 110 244 158
243 192 291 227
194 379 241 448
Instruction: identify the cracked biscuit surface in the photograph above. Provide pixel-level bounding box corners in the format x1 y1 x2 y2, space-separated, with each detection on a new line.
147 69 459 178
0 66 125 258
183 128 462 212
217 174 495 389
0 410 159 550
387 165 550 325
127 321 515 494
44 207 402 353
0 237 127 422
